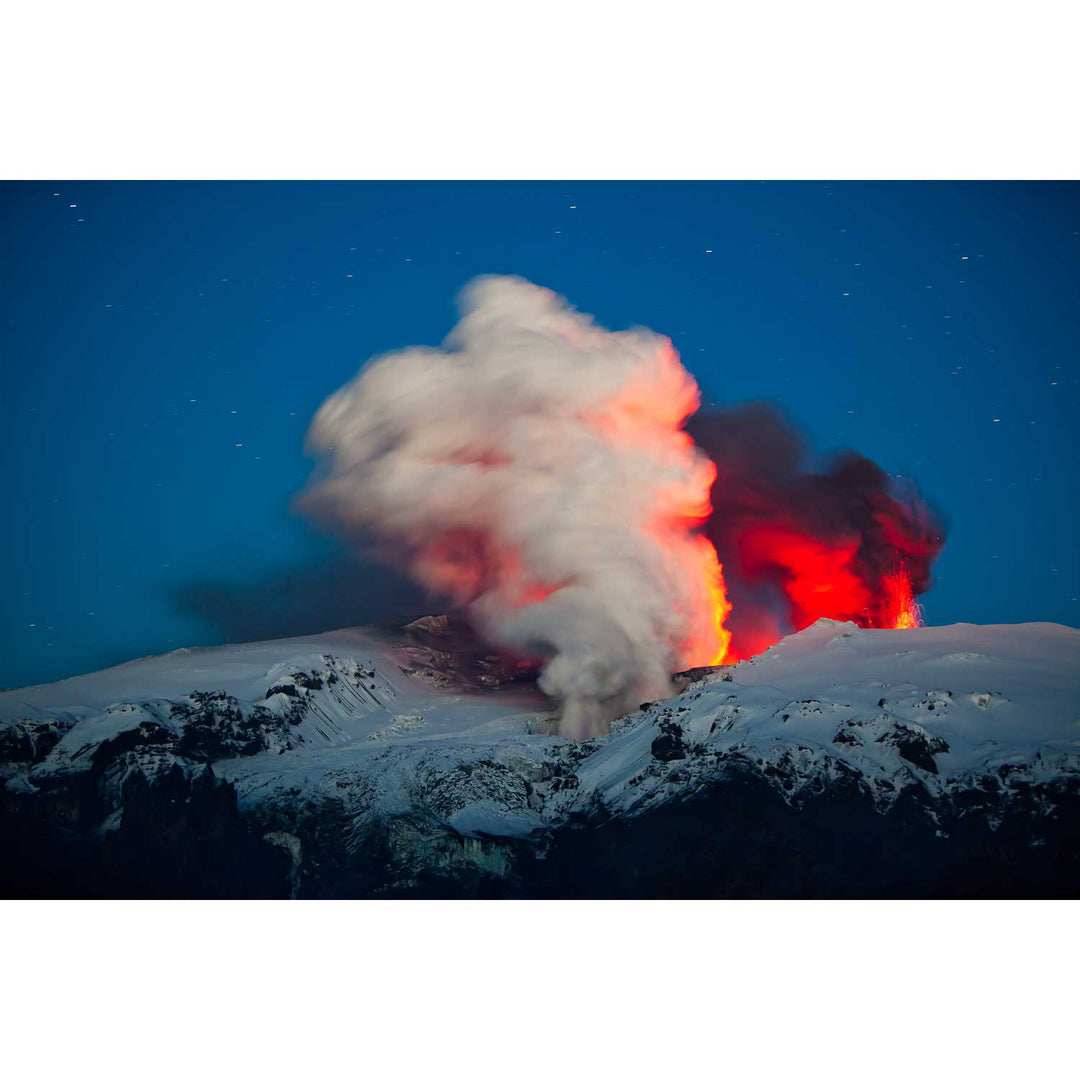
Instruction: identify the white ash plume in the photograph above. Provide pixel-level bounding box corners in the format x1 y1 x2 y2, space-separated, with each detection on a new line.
299 276 722 738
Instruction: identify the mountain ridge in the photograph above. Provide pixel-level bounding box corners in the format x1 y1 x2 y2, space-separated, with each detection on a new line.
2 619 1077 897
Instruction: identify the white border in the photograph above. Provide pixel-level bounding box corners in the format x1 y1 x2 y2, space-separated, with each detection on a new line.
2 900 1076 1076
2 2 1076 1071
3 1 1078 179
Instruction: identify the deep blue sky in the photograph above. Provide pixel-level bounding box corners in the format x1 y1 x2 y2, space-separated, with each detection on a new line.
2 181 1077 688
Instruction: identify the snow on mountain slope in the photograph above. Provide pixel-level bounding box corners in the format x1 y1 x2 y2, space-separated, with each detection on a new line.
2 618 1078 897
0 627 552 760
553 619 1078 820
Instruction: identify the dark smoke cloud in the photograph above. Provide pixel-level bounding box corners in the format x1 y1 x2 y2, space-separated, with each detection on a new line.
687 403 947 658
173 553 427 645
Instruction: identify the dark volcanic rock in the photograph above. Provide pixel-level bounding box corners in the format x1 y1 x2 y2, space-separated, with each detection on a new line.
4 736 1078 898
651 731 686 762
172 692 293 760
0 718 72 766
877 723 950 774
1 763 290 899
507 767 1080 899
650 710 688 762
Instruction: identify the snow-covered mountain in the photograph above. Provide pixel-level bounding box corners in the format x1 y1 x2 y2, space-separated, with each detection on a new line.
2 619 1077 897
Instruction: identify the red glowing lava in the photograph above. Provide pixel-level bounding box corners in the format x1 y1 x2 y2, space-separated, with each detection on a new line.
737 526 871 629
878 562 925 629
727 524 927 641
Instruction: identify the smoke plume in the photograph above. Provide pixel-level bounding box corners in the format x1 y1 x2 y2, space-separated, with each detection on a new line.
299 276 728 738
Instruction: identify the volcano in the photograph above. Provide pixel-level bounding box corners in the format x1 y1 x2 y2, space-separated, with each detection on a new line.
2 618 1077 898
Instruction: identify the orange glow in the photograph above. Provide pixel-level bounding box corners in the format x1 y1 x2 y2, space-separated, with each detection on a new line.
585 352 736 670
693 535 734 664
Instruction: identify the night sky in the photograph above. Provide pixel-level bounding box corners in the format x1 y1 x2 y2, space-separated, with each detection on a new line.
2 181 1077 689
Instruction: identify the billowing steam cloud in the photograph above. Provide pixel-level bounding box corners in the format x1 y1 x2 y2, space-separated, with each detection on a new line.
300 276 728 738
688 403 945 659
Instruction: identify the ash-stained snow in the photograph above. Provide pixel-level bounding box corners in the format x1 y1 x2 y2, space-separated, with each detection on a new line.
2 618 1078 896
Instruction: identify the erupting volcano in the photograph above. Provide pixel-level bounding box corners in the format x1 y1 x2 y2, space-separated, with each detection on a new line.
301 276 944 737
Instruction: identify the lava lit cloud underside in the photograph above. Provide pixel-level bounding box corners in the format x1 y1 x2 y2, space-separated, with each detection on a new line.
300 276 942 737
